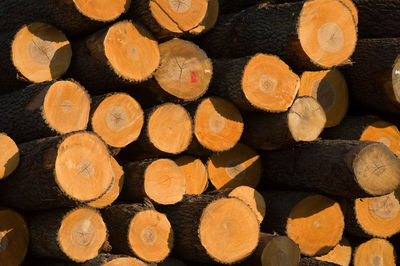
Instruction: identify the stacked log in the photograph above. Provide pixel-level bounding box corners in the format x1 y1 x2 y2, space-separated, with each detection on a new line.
353 238 396 266
313 237 352 266
174 155 208 194
0 134 19 180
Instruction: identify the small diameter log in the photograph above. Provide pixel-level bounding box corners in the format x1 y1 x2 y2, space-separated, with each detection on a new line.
299 258 340 266
344 38 400 114
199 0 357 69
68 20 160 94
0 134 19 180
88 157 124 209
353 238 396 266
0 208 29 266
127 0 209 39
160 194 259 264
314 237 352 266
174 155 208 194
0 132 114 210
91 93 144 148
243 97 326 150
0 80 90 143
261 140 400 198
298 70 348 128
102 204 173 263
207 143 261 189
261 191 344 256
28 207 107 262
210 54 299 112
323 116 400 157
120 158 186 205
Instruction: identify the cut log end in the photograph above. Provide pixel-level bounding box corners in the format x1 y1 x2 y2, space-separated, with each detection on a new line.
242 54 300 112
155 38 212 100
73 0 131 21
261 236 300 266
207 143 261 190
144 159 186 204
287 96 326 142
194 97 243 151
228 186 266 223
353 143 400 196
360 121 400 157
103 257 148 266
58 207 107 262
298 0 357 68
188 0 219 35
11 22 72 83
339 0 358 24
0 209 29 266
0 134 19 180
55 132 114 202
314 237 352 266
104 21 160 82
354 238 396 266
199 198 259 264
92 93 144 148
128 209 173 262
286 195 344 256
174 155 208 194
392 56 400 103
148 103 192 154
298 70 348 128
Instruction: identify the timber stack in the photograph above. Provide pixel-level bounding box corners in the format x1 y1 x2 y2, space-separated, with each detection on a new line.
1 0 400 265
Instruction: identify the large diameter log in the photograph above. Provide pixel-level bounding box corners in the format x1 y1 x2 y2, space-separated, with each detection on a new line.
298 70 348 128
243 97 326 150
160 195 259 264
0 132 114 210
174 155 208 194
261 191 344 256
0 80 90 143
0 134 19 180
120 158 186 205
207 143 261 189
261 140 400 198
199 0 357 69
28 207 107 262
353 238 396 266
91 93 144 148
314 237 352 266
210 54 300 112
67 20 160 95
344 38 400 114
102 204 173 263
0 208 29 266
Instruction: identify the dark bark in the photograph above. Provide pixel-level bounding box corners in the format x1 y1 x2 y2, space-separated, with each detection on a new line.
339 198 371 238
218 0 261 14
299 257 340 266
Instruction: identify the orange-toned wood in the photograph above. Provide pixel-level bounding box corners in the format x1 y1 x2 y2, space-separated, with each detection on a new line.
82 254 148 266
0 134 19 180
73 0 131 21
353 238 396 266
314 237 352 266
174 155 208 194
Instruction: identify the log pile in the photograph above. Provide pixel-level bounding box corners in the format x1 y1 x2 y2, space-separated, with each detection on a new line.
1 0 400 266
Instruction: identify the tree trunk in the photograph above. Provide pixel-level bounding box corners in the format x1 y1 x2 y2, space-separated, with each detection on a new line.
0 132 114 210
0 133 19 180
260 140 400 198
299 258 340 266
174 155 208 195
209 54 300 112
198 0 357 69
353 238 396 266
260 191 344 256
67 20 160 95
243 97 326 150
313 237 352 266
28 207 107 262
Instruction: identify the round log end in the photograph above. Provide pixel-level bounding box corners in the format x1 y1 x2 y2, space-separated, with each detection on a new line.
55 132 114 202
144 159 186 204
207 143 261 190
360 121 400 157
354 238 396 266
314 237 352 266
199 197 259 264
287 96 326 142
298 70 348 128
228 186 266 223
155 38 212 100
391 56 400 103
104 21 160 82
188 0 219 35
0 209 29 266
353 143 400 196
128 209 173 263
58 207 107 262
286 195 344 256
340 0 358 24
261 236 300 266
194 97 243 151
103 257 147 266
298 0 357 68
242 54 300 112
11 22 72 83
0 134 19 180
174 155 208 194
148 103 192 154
73 0 131 21
92 93 144 148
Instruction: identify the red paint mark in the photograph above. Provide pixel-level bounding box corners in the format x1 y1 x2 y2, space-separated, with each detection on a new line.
190 71 197 83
